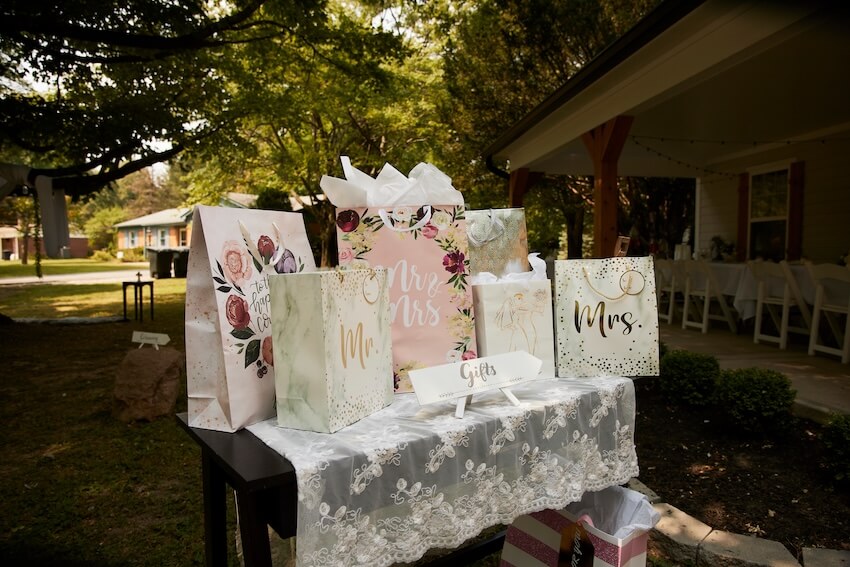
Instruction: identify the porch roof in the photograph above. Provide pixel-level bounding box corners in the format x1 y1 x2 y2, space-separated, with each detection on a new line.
485 0 850 178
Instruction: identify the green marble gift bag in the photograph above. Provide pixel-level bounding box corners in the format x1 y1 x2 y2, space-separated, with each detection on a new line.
269 268 394 433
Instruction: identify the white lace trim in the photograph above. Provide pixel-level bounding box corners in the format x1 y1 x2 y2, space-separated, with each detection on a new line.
248 377 638 567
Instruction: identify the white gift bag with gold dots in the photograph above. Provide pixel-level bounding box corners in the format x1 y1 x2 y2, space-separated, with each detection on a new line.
554 257 659 377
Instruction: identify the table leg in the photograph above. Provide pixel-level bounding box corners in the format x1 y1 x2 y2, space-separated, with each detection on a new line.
201 452 229 567
136 284 143 322
235 492 273 567
150 282 154 320
122 284 128 321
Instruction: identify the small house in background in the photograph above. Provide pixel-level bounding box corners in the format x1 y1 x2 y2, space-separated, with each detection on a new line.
0 225 88 260
114 207 193 251
112 193 259 277
113 193 259 252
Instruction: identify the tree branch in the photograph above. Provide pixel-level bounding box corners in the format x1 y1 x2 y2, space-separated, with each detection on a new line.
3 0 267 52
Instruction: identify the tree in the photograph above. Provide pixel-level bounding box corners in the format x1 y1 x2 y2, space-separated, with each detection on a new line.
436 0 660 257
178 2 447 265
83 206 126 252
0 0 404 198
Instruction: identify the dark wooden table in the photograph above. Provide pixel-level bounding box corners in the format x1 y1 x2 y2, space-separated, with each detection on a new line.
122 280 154 321
176 413 505 567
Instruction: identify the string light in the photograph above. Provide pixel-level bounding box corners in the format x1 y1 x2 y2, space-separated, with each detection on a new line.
631 137 738 179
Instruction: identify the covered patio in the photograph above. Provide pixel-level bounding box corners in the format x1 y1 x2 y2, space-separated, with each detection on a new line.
485 0 850 263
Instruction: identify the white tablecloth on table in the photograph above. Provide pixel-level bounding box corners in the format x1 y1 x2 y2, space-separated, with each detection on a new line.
248 376 639 567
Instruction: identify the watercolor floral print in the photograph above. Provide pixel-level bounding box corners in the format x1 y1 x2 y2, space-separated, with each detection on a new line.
214 230 305 376
337 205 476 386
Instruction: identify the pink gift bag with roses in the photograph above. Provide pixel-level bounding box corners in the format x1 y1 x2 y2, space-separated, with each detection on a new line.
185 205 316 432
321 157 477 392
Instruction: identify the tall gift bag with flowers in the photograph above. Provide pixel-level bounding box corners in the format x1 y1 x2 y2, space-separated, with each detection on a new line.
185 205 316 432
321 157 476 392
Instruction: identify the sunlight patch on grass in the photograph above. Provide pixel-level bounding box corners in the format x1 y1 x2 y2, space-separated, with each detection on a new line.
0 258 148 279
0 279 187 319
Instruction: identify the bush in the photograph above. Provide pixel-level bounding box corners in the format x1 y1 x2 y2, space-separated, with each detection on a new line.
822 413 850 485
90 249 114 262
121 247 147 262
714 368 796 434
659 350 719 406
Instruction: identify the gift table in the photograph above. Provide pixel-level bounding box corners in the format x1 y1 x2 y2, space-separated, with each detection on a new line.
179 376 638 567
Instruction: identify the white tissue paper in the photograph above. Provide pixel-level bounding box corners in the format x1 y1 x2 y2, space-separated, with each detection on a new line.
319 156 464 207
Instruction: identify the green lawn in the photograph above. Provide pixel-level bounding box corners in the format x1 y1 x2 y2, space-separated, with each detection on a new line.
0 278 187 319
0 279 225 566
0 258 148 279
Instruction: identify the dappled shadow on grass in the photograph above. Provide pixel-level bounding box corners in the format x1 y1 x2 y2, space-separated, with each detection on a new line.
0 287 223 566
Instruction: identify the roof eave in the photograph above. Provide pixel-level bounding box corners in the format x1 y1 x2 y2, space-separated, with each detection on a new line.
482 0 706 166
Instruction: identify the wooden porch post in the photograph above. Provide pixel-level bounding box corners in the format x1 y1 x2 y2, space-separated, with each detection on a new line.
581 116 633 257
508 168 543 207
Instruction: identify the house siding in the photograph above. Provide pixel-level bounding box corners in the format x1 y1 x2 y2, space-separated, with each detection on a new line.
697 133 850 263
117 224 191 250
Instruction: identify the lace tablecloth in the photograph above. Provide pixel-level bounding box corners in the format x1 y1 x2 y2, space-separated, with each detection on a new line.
248 376 639 567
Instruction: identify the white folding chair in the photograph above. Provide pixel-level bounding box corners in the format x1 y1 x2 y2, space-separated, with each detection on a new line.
749 260 811 349
681 259 738 334
805 261 850 363
654 258 684 324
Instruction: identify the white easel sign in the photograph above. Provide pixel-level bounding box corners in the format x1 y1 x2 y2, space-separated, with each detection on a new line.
132 331 170 350
408 351 542 418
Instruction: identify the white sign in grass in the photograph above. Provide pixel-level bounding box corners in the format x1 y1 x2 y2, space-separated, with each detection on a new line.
132 331 170 349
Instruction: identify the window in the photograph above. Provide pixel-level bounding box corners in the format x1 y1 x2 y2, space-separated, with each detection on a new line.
127 231 137 248
158 228 167 247
178 228 188 247
749 168 788 262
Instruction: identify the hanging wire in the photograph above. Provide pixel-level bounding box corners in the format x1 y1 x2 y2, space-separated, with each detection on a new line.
631 137 738 178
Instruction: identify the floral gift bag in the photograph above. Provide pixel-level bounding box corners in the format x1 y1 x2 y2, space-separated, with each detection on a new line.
320 157 476 392
185 205 316 432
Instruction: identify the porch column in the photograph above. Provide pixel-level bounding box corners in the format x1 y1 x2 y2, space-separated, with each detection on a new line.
508 168 543 207
581 116 633 257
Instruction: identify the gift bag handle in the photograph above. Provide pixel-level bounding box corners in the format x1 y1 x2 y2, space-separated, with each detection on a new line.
377 205 432 232
467 209 506 247
582 266 646 301
335 267 382 305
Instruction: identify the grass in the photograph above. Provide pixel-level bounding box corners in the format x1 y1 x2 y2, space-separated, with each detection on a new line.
0 258 148 279
0 279 232 566
0 279 187 319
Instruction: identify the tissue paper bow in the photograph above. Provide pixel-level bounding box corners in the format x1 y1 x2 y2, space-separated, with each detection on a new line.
319 156 464 208
470 253 548 285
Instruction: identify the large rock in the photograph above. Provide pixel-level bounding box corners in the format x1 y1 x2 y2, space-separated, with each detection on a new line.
114 347 184 422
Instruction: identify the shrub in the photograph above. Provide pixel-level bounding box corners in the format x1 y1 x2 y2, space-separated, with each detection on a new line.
822 413 850 485
714 368 796 434
658 350 719 406
90 249 114 262
121 247 147 262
